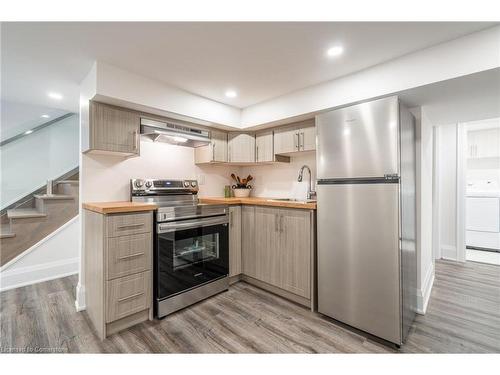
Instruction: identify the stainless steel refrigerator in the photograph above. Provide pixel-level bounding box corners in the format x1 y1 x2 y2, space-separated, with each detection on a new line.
316 96 417 345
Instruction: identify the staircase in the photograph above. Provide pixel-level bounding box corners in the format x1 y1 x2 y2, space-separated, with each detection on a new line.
0 172 79 267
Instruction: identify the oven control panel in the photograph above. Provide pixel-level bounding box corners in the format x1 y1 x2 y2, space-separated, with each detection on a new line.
131 179 198 195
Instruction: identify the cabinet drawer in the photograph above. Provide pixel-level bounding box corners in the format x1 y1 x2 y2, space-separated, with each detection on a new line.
106 233 152 280
106 271 151 323
106 212 152 237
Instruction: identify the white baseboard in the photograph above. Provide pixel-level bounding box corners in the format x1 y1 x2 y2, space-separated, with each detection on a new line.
416 262 435 315
0 257 78 292
441 244 457 261
75 282 86 311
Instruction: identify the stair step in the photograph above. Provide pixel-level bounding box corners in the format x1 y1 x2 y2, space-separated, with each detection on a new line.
0 224 15 239
56 180 79 185
34 194 75 200
7 208 47 219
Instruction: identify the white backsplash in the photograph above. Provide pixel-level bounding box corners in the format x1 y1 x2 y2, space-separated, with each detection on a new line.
238 152 316 200
82 138 233 202
82 138 317 202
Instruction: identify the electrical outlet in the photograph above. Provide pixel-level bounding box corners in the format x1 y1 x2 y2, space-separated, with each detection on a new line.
197 175 204 185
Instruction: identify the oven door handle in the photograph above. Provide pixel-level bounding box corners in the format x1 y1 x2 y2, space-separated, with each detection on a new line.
157 215 228 233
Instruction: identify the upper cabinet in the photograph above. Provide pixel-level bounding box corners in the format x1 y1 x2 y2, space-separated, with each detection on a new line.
84 101 141 156
228 132 256 163
255 130 274 162
194 129 228 164
194 118 315 165
299 125 316 152
468 128 500 159
274 119 316 155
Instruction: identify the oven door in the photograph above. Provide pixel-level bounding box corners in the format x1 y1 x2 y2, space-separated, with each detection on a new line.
156 215 229 301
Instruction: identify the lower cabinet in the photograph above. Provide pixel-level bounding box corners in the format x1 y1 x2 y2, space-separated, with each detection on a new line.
229 205 242 277
241 205 257 278
239 205 313 302
84 209 153 340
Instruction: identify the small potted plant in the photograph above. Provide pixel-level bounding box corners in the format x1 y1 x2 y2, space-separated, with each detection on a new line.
230 174 253 198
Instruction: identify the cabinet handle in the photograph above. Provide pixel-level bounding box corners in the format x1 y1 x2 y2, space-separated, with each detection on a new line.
117 223 144 230
275 214 279 232
117 292 144 303
118 252 145 260
256 145 259 162
133 130 139 152
300 132 304 150
280 214 284 233
230 211 233 227
228 145 231 162
294 132 299 151
212 143 215 161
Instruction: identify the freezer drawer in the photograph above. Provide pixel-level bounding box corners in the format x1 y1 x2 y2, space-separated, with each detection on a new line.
316 96 399 179
317 182 401 344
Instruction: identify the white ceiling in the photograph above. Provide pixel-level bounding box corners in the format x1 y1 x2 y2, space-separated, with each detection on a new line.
399 68 500 126
1 22 496 113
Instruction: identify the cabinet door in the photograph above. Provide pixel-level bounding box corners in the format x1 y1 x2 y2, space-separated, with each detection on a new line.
467 131 473 158
484 128 500 158
241 205 257 278
274 125 299 154
228 133 256 162
299 125 316 152
255 130 274 162
212 129 228 162
279 209 311 298
254 206 281 286
90 102 140 154
229 206 242 277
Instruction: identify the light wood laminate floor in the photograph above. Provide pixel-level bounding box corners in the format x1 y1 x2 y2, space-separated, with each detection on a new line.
1 260 499 353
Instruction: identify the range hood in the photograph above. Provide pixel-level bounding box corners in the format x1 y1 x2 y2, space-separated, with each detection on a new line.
140 118 210 147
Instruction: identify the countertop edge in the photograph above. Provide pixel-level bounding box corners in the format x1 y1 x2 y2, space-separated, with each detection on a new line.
199 197 317 210
82 202 158 214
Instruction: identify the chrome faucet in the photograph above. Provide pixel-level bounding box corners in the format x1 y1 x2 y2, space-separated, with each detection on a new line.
298 165 317 200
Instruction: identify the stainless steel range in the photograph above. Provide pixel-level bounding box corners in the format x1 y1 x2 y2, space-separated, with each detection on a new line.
131 178 229 318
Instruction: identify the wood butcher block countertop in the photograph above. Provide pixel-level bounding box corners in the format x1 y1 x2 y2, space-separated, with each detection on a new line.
82 201 158 214
199 197 317 210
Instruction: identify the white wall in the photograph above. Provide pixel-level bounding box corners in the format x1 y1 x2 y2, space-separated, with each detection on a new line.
0 114 79 209
242 26 500 127
438 123 458 260
0 216 79 292
415 107 435 313
238 153 316 200
94 62 241 128
82 139 233 202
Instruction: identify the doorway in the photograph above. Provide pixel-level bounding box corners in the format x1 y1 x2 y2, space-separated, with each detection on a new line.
463 118 500 265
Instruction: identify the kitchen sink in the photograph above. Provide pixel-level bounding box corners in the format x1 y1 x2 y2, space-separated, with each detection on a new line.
266 198 317 204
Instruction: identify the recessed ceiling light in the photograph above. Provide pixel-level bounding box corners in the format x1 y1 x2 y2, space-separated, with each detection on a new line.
225 90 237 98
326 46 344 58
48 92 63 100
24 130 33 135
41 114 50 119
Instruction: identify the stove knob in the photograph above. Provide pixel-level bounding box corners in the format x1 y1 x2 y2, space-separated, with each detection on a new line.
191 181 197 187
184 181 190 187
134 180 144 188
